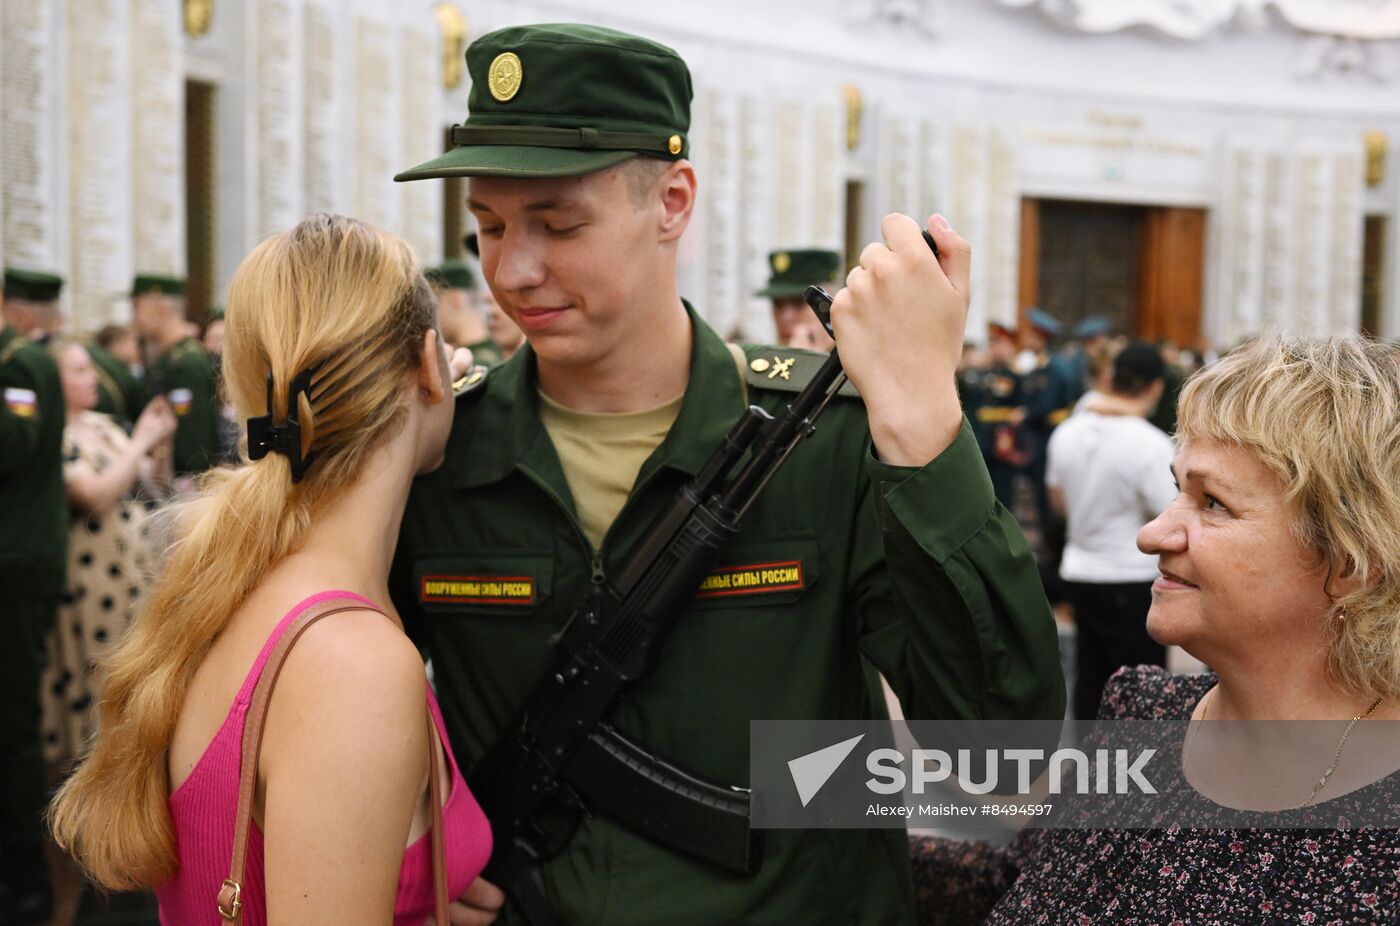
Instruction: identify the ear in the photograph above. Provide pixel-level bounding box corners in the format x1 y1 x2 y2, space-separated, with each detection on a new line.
1325 554 1376 600
416 328 448 404
657 160 697 244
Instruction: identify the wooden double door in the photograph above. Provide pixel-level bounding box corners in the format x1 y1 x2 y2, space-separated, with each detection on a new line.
1019 198 1206 348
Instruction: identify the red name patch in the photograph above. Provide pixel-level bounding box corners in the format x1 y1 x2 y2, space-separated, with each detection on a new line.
421 574 536 605
696 560 804 598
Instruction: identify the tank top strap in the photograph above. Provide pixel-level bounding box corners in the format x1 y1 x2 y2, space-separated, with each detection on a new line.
231 589 381 710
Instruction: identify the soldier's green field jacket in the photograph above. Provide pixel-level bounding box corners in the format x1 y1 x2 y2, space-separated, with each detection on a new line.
0 327 68 601
88 343 146 428
150 336 217 475
392 307 1064 926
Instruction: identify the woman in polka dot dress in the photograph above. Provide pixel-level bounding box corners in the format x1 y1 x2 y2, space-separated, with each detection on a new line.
39 340 175 769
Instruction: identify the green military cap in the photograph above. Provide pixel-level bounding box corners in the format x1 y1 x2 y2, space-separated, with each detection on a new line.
426 260 477 291
754 249 841 299
132 274 185 297
206 305 225 322
3 268 64 302
395 23 693 181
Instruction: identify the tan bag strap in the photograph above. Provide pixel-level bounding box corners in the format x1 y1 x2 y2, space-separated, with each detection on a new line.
216 597 450 926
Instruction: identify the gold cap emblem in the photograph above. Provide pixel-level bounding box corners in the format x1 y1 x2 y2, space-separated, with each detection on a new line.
488 52 523 102
750 358 771 373
667 134 683 155
772 253 791 274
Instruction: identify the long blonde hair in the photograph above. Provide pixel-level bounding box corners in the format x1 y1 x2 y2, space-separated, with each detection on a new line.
49 214 436 889
1175 336 1400 698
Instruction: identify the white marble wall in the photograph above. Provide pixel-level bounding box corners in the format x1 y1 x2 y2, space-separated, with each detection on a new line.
2 0 57 271
66 0 132 331
0 0 445 332
131 0 184 277
252 0 304 239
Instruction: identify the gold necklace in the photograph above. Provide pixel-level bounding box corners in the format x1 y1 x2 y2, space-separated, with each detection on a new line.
1295 695 1385 808
1183 687 1385 809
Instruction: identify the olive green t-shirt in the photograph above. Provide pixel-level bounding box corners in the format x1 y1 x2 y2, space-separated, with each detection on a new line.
537 389 684 549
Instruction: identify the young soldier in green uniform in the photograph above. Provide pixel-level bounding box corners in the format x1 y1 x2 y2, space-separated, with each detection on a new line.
755 248 840 349
428 259 504 367
131 274 218 476
0 269 68 922
392 24 1063 925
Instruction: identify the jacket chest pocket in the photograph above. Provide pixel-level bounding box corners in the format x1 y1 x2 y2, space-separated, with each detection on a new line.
690 535 821 610
415 551 555 616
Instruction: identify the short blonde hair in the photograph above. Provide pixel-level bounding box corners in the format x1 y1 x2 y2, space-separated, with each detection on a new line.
1176 337 1400 697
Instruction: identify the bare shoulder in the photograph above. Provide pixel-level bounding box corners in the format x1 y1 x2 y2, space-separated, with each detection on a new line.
262 609 428 764
278 608 425 706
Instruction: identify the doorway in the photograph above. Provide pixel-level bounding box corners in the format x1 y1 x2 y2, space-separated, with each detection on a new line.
184 80 217 322
1020 198 1206 348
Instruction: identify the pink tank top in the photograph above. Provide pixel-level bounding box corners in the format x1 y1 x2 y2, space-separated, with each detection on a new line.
156 590 493 925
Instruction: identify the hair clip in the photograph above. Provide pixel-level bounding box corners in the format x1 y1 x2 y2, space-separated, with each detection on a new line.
247 364 320 482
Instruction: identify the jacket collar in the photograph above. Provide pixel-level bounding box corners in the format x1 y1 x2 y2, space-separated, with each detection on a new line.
451 302 746 490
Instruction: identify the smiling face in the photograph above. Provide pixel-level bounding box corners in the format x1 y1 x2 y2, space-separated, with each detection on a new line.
467 163 674 369
1137 437 1333 665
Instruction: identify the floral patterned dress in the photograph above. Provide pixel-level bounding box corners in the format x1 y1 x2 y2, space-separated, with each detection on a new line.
911 666 1400 925
39 411 164 766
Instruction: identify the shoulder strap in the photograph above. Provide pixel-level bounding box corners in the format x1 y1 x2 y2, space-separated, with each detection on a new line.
0 333 29 366
217 597 449 925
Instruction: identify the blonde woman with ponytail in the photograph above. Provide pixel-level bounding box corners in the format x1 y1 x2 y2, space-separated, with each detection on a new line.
49 215 498 925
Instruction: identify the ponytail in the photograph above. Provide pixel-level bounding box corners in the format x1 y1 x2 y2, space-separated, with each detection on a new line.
48 214 435 888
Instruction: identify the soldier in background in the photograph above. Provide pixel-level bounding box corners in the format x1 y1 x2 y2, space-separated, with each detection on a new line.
754 248 839 350
1020 307 1079 539
88 325 147 430
1 267 64 345
0 269 69 924
968 321 1028 511
1066 315 1111 397
202 306 242 464
131 274 218 478
428 259 503 367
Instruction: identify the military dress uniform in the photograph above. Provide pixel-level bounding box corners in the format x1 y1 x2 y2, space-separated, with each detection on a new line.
967 360 1024 511
149 335 217 476
0 275 68 912
392 24 1064 926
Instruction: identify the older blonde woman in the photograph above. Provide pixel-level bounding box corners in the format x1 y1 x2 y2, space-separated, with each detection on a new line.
912 337 1400 924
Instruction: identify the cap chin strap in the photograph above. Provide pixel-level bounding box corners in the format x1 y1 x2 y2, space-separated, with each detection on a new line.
450 124 683 156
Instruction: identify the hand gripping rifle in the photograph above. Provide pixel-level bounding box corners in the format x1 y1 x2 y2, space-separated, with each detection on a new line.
472 232 938 925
